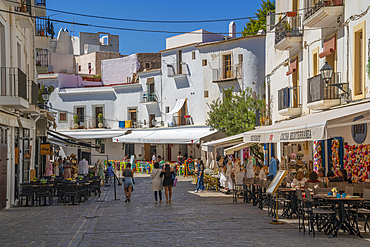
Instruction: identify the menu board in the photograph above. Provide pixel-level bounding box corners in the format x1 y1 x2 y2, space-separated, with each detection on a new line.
266 170 287 195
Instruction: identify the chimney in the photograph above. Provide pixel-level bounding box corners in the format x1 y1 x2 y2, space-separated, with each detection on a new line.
229 21 236 38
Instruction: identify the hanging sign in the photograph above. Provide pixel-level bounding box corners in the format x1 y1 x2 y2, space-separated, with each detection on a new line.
40 143 51 155
351 115 367 144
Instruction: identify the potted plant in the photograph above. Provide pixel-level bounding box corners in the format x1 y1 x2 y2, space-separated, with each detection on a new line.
39 29 45 36
20 1 27 12
73 115 79 129
287 11 297 17
98 113 104 128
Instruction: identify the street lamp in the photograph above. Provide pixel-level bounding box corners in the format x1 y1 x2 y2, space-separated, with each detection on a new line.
319 62 349 96
41 88 50 109
319 62 334 84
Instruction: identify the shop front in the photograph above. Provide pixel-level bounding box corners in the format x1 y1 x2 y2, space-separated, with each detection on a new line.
244 101 370 181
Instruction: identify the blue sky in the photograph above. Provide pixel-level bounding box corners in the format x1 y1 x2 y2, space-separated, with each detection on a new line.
47 0 263 55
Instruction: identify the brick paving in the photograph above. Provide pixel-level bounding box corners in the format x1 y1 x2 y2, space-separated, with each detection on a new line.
0 175 370 246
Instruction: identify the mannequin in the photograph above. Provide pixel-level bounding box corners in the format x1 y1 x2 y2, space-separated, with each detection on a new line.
45 160 53 176
53 158 60 176
78 158 89 175
246 157 254 179
225 159 233 190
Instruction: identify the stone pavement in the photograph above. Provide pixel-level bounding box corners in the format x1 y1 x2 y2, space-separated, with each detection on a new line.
1 175 370 246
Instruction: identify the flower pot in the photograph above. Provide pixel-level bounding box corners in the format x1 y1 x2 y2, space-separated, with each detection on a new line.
287 11 297 17
98 122 103 128
93 78 101 82
73 123 79 129
20 6 27 12
333 0 342 6
39 31 45 36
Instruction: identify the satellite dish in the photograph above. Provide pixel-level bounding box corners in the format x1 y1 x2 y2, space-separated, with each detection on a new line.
151 119 157 127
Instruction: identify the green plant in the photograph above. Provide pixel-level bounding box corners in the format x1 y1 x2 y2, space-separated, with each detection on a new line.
242 0 275 36
74 115 78 124
98 113 103 123
366 59 370 79
283 21 291 31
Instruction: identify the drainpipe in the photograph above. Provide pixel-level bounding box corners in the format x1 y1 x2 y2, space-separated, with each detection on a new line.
346 24 350 101
160 70 163 124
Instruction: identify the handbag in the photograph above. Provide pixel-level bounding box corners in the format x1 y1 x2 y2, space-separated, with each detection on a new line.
173 178 177 187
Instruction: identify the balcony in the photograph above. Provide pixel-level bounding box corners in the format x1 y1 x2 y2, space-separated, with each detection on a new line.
3 0 21 6
212 64 242 83
167 63 187 78
34 0 46 17
307 73 341 110
304 0 344 28
15 0 33 28
168 115 194 127
36 48 48 74
23 81 40 113
36 18 54 38
0 68 29 109
140 91 158 104
278 86 302 116
275 15 303 51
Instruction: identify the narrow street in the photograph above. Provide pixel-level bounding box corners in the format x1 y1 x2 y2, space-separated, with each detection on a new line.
0 175 369 246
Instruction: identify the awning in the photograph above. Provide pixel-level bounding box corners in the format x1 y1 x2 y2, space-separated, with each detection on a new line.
286 58 297 76
202 133 244 148
224 142 255 155
243 101 370 143
113 129 156 143
57 129 128 139
113 126 216 144
319 36 336 58
47 130 100 149
165 99 186 123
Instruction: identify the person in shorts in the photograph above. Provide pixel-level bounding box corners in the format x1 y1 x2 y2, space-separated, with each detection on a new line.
122 163 134 203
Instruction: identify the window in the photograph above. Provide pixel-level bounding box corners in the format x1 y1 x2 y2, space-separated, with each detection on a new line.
94 106 103 128
165 106 169 113
204 91 209 98
177 50 182 74
145 62 150 69
312 51 318 76
128 109 137 122
149 114 155 128
59 112 67 123
88 63 91 69
223 54 232 79
100 143 105 154
192 51 196 60
202 59 207 66
76 107 85 126
354 23 365 97
78 65 81 72
238 54 243 63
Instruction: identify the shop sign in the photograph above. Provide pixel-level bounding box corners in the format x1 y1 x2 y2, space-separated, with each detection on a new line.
40 143 51 155
351 115 367 144
280 130 312 141
250 135 261 142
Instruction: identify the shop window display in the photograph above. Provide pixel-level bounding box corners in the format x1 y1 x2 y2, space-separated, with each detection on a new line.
344 144 370 183
313 141 323 172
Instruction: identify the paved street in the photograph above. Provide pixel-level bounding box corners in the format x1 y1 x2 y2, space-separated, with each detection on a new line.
0 175 370 246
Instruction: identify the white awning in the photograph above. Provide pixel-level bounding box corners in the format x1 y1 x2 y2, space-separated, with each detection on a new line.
113 126 216 144
244 101 370 143
202 133 244 148
58 129 128 140
113 129 156 143
224 142 254 155
165 98 186 123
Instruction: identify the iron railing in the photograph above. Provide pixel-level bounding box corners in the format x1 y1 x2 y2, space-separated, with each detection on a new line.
212 64 242 82
140 91 158 102
0 67 27 100
15 0 32 16
167 63 187 77
304 0 343 20
36 48 48 67
275 14 303 45
35 0 46 5
278 86 301 111
307 73 340 103
171 115 194 127
35 17 54 37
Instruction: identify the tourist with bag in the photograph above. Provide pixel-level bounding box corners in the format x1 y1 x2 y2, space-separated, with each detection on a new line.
150 162 163 204
160 162 175 203
122 163 134 203
195 159 205 193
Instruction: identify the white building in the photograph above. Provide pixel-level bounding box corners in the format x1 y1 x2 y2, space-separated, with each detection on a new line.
0 0 46 209
243 0 370 181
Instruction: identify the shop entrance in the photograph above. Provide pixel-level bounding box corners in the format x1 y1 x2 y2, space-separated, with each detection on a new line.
0 126 8 210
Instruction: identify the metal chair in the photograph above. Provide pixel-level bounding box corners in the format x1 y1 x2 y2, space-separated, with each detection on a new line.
19 185 34 207
34 186 53 206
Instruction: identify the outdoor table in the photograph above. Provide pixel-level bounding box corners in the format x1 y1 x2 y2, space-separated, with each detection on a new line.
314 195 364 238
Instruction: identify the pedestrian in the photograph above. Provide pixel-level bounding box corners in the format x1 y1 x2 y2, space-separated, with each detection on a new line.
177 152 183 165
160 162 175 203
150 162 163 204
195 158 205 193
268 156 277 180
152 153 156 162
137 154 144 161
157 155 162 163
122 163 134 203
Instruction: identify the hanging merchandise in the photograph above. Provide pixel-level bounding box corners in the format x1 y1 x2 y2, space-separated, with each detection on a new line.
344 144 370 183
313 141 322 172
331 139 341 175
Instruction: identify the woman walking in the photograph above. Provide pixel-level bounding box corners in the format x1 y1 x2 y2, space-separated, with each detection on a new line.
160 163 175 203
150 162 163 204
123 163 134 203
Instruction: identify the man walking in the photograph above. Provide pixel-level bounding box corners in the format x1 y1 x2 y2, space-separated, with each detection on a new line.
195 158 205 193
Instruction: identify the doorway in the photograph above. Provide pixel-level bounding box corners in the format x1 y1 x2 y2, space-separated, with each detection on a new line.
149 114 155 128
95 106 103 128
0 126 8 210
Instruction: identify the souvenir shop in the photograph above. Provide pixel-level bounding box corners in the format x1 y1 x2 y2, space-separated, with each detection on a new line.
243 101 370 182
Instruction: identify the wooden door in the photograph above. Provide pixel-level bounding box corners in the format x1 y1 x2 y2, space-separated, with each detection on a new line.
144 143 151 161
149 114 155 127
167 144 171 162
223 54 232 79
76 107 85 127
0 126 8 210
178 50 182 74
95 106 103 128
